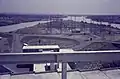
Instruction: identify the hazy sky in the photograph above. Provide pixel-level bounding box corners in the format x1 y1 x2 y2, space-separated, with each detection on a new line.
0 0 120 15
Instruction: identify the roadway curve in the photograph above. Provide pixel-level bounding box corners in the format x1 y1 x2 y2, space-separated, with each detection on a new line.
20 34 80 48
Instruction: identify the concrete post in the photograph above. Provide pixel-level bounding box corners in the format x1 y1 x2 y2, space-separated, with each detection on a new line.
12 34 22 53
62 62 67 79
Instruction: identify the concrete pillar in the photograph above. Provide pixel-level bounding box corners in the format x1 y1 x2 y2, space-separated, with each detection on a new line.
62 62 67 79
12 34 22 53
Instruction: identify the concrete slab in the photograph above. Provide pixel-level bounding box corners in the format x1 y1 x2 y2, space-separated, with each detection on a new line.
0 75 10 79
81 70 109 79
11 73 60 79
2 69 120 79
11 74 40 79
103 69 120 79
67 72 83 79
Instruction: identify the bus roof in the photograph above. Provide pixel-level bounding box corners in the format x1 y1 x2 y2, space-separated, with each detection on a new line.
23 45 60 49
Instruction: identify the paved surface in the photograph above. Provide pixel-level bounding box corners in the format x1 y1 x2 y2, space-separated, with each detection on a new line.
1 69 120 79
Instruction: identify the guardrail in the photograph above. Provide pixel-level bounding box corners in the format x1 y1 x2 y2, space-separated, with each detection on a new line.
1 50 120 79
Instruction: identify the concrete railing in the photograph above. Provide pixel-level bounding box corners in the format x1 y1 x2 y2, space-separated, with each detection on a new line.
1 50 120 79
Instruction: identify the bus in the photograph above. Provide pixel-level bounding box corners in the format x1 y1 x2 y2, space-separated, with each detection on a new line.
23 45 60 52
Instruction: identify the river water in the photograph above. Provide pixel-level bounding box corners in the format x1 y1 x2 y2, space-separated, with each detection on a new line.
0 21 50 32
